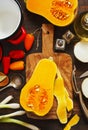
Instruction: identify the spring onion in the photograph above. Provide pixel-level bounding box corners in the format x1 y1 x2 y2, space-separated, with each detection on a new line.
0 117 40 130
0 96 40 130
0 110 25 119
0 95 13 104
0 103 20 109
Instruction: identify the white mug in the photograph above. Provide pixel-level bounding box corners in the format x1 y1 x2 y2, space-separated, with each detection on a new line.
0 0 26 44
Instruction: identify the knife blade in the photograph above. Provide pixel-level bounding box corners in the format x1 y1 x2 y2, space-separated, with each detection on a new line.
79 71 88 78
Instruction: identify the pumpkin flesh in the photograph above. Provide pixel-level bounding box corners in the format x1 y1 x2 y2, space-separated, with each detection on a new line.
20 59 57 116
64 114 80 130
26 0 78 26
54 69 73 124
54 73 67 124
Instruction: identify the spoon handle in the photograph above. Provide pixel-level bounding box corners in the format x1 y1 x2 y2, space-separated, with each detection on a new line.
0 83 11 92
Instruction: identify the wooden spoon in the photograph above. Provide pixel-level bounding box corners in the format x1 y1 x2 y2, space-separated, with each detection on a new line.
0 72 9 87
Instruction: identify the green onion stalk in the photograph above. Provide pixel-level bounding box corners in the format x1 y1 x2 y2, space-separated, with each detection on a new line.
0 95 40 130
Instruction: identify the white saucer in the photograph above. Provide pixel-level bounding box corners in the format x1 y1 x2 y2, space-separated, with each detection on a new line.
74 41 88 63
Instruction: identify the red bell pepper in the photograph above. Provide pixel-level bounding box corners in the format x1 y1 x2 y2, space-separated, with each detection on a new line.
9 50 25 59
2 56 10 74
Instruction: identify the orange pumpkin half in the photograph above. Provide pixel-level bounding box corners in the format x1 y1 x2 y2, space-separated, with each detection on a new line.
25 0 78 27
20 58 57 116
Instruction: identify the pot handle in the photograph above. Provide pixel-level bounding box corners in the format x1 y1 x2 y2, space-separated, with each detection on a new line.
8 27 26 45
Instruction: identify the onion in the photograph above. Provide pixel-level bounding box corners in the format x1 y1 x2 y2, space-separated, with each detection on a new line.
81 78 88 98
74 41 88 63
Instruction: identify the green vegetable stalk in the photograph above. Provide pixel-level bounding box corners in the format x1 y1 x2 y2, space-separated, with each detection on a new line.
0 103 20 109
0 118 40 130
0 95 40 130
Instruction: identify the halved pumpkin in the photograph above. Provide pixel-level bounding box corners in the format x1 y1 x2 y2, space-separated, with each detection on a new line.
20 58 57 116
25 0 78 26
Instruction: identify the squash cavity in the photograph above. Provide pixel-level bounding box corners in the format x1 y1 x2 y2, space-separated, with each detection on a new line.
20 58 57 116
25 0 78 26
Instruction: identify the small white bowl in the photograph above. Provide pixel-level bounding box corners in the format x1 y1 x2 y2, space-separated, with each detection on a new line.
81 78 88 98
74 41 88 63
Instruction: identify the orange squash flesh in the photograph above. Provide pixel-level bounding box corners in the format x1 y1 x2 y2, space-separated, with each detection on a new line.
54 71 67 124
54 69 73 124
64 114 80 130
20 58 57 116
26 0 78 26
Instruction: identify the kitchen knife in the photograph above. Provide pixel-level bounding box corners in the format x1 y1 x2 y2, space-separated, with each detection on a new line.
79 71 88 78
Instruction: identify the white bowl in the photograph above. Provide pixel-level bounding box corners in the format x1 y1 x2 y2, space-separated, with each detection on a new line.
74 41 88 63
81 78 88 98
0 0 22 40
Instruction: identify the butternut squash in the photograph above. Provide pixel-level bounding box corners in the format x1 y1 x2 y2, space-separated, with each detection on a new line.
54 69 73 124
64 114 80 130
65 88 73 112
20 58 57 116
54 70 67 124
25 0 78 27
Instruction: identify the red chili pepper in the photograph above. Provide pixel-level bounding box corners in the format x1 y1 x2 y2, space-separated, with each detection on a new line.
24 33 34 51
9 50 25 59
2 56 10 74
0 45 2 61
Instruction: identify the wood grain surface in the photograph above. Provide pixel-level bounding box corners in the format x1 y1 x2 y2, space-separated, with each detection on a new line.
26 24 73 119
0 0 88 130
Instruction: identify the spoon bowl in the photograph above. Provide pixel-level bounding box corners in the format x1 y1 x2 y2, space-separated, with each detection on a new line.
0 73 24 92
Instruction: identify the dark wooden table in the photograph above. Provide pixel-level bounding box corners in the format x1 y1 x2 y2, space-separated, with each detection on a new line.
0 0 88 130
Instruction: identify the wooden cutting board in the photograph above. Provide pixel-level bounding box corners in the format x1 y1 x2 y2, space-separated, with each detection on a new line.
26 24 73 119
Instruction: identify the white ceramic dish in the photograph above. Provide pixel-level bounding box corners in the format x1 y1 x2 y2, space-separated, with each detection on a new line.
81 78 88 98
0 0 22 40
74 41 88 63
